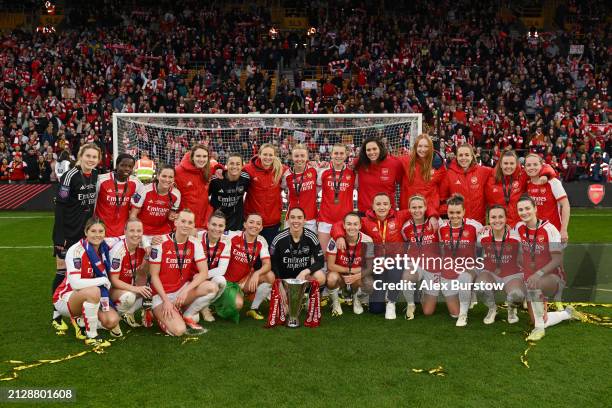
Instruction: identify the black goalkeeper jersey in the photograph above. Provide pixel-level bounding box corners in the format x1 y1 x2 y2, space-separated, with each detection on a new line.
52 166 98 246
270 228 324 279
209 171 250 231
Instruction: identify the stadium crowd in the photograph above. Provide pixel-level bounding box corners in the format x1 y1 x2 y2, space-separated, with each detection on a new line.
0 0 610 184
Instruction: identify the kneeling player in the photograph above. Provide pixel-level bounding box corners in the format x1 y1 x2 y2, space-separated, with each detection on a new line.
476 206 525 325
149 210 218 336
326 212 373 316
196 211 231 322
515 196 583 341
109 218 152 327
223 213 275 320
52 218 120 346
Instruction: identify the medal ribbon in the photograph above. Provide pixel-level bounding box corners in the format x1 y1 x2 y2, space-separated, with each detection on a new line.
449 221 464 257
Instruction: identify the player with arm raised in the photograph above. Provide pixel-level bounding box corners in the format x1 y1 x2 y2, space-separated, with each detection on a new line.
475 206 525 325
52 218 120 347
51 143 101 331
130 165 181 248
326 212 374 316
196 211 231 322
109 218 151 327
224 213 276 320
514 196 584 341
209 153 250 232
281 145 319 233
148 209 219 336
95 153 142 247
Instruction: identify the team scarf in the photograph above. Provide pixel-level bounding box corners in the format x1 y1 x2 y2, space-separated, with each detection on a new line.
81 239 114 307
265 278 321 328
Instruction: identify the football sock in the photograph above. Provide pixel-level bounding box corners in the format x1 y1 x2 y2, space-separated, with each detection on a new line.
82 301 100 338
403 288 415 305
210 275 227 303
251 282 272 310
116 292 136 314
329 288 339 303
506 288 525 305
544 310 570 328
127 298 143 314
458 273 473 316
184 293 215 317
528 290 546 329
479 289 496 310
52 269 67 319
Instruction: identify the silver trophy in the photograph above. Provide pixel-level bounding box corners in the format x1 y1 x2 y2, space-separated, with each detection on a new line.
281 279 311 328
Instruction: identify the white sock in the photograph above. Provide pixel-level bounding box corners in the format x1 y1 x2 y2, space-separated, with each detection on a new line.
458 273 473 315
506 289 525 305
479 289 496 310
544 310 570 328
127 298 143 314
403 289 415 305
210 276 227 303
82 301 100 338
329 288 339 303
251 283 272 310
528 290 546 329
184 293 216 318
53 310 61 320
116 292 137 314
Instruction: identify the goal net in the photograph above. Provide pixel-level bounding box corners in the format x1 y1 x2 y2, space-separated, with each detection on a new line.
113 114 422 167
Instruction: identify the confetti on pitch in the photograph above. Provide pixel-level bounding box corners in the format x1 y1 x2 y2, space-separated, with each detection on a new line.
181 336 200 345
412 366 447 377
520 342 535 369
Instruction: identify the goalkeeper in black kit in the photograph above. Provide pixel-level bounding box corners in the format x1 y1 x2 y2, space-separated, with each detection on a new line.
269 207 326 285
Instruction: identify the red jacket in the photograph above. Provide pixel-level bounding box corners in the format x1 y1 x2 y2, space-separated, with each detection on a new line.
485 164 557 227
354 155 404 212
331 208 411 244
399 154 446 217
440 161 492 224
243 157 283 227
174 152 212 229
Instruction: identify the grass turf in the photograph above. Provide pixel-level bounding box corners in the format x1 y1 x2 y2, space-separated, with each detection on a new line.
0 209 611 407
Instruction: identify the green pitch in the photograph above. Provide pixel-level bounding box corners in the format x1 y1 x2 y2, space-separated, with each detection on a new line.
0 209 611 407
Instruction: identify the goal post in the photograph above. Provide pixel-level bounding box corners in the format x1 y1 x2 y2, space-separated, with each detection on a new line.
112 113 422 167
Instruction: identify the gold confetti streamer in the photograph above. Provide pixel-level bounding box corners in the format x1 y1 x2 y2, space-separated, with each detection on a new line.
181 336 200 345
520 342 535 369
0 344 110 381
412 366 446 377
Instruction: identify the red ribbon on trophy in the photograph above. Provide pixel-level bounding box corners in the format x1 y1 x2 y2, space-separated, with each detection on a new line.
265 278 321 328
265 279 286 328
304 280 321 328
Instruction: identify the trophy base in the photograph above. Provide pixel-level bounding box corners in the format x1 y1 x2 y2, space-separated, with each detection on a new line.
286 318 300 328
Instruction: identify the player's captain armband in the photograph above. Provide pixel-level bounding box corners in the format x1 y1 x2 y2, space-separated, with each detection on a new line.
58 185 70 199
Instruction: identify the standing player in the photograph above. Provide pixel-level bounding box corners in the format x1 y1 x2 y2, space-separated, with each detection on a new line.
353 136 403 213
440 144 491 224
437 194 483 327
400 195 440 320
243 144 285 244
209 153 250 231
524 153 570 242
224 213 275 320
109 218 151 327
326 212 374 316
175 144 214 230
95 153 142 246
51 143 101 331
149 210 219 336
130 165 181 247
52 218 120 346
514 196 583 341
270 207 325 283
475 206 525 325
317 144 356 257
196 211 231 322
281 145 319 232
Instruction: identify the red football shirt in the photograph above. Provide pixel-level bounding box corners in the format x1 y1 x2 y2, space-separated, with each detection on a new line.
109 239 146 284
317 165 355 224
438 218 482 279
224 233 270 283
131 183 181 235
149 235 206 294
282 166 319 220
526 178 567 231
95 173 142 237
514 220 563 279
477 227 522 278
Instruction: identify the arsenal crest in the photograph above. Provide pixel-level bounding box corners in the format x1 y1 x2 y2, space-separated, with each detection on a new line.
588 184 605 206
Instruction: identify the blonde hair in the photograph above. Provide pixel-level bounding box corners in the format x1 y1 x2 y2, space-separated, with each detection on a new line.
408 134 433 182
76 143 102 168
525 152 543 163
291 143 309 155
456 143 477 168
259 143 282 184
408 194 427 207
